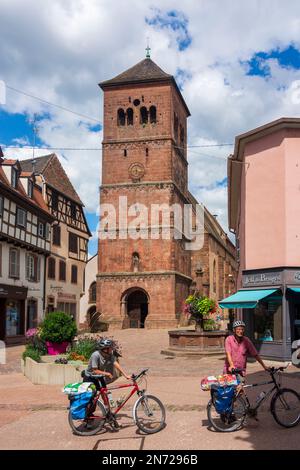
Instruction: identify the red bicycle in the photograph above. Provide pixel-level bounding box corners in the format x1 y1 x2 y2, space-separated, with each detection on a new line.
68 368 166 436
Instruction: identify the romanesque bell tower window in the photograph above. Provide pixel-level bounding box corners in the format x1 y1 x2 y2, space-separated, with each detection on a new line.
127 108 133 125
117 108 125 126
149 106 157 124
140 107 148 125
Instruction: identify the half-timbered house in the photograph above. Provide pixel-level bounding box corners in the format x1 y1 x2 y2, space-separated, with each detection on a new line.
20 154 91 324
0 155 54 344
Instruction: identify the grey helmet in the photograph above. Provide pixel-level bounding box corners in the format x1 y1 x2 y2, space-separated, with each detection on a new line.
232 320 245 329
97 338 114 350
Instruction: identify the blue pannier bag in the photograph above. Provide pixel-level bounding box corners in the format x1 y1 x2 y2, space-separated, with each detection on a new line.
70 391 94 419
214 385 235 414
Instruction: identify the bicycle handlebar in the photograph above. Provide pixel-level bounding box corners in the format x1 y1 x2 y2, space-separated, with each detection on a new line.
269 363 290 374
131 368 149 382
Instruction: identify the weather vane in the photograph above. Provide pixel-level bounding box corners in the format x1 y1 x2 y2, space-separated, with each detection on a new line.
145 38 151 58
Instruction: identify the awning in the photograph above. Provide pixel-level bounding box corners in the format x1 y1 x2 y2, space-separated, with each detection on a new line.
219 289 279 309
287 287 300 293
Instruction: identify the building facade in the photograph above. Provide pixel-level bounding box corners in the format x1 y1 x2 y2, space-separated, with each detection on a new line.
223 118 300 360
20 154 91 325
0 155 54 344
97 57 236 329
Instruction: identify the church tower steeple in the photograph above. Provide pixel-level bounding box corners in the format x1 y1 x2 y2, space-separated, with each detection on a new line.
97 57 192 329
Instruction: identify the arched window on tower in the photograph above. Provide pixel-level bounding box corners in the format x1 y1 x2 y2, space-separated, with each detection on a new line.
117 108 125 126
149 106 157 124
140 107 148 125
174 113 178 141
127 108 133 125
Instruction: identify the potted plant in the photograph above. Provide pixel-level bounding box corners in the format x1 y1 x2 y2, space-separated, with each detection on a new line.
40 311 77 355
183 295 217 332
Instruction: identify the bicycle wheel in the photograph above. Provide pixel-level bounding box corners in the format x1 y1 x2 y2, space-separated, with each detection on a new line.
207 395 247 432
133 394 166 434
271 388 300 428
68 399 107 436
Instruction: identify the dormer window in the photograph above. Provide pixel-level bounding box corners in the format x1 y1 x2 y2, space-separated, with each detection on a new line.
28 179 33 198
11 167 18 188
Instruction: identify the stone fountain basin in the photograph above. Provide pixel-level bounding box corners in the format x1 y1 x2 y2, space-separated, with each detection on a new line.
161 329 228 357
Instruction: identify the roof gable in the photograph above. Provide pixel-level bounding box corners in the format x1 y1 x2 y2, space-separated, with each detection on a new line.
20 154 83 205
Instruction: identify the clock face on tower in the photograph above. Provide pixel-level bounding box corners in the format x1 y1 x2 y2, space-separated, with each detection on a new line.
129 162 145 182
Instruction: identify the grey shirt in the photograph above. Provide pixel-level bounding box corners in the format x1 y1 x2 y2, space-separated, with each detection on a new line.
86 350 116 377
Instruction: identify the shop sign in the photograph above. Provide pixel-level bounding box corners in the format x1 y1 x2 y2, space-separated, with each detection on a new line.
243 272 282 287
57 292 76 300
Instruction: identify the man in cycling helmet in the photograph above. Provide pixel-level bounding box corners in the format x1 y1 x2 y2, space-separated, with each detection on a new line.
83 338 131 389
224 319 269 377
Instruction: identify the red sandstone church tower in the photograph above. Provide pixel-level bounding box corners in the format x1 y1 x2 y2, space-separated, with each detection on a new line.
97 52 192 329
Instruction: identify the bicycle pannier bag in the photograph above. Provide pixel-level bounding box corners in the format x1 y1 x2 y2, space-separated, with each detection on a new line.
214 385 235 414
69 391 94 419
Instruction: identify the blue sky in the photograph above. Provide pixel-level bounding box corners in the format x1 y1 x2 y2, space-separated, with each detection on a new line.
2 2 300 256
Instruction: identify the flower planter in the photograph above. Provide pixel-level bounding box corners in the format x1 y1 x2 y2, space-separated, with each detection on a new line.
46 341 69 355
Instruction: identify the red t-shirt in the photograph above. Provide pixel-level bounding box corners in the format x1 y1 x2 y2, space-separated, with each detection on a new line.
224 335 258 375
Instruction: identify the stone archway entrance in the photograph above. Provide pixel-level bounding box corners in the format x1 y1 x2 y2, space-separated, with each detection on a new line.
122 289 149 329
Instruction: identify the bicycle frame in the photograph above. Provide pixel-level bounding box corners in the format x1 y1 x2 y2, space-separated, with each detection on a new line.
89 379 142 418
240 372 282 412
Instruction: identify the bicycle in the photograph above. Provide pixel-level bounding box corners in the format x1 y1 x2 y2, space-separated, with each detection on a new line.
68 368 166 436
207 365 300 432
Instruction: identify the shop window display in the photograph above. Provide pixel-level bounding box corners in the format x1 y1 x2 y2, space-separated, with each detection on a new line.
254 297 282 342
6 300 21 336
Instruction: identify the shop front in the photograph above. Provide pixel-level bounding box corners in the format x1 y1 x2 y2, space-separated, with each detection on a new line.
0 284 28 345
219 268 300 361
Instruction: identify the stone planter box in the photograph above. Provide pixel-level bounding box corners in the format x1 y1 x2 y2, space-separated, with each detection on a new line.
161 330 228 356
21 356 87 385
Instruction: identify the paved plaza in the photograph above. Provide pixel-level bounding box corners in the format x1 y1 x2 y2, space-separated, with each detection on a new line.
0 329 299 450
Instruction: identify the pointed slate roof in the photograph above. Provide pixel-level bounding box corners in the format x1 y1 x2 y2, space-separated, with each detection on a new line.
100 58 172 88
99 57 190 116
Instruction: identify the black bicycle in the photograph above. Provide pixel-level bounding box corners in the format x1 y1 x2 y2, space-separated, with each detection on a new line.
207 365 300 432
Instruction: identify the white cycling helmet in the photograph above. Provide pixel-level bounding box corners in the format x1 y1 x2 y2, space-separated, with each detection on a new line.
97 338 113 350
232 320 245 329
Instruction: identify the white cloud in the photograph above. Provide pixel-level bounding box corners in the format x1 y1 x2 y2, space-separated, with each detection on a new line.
2 0 300 234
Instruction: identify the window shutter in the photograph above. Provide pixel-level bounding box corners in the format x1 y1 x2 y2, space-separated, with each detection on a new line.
37 256 41 282
16 250 20 277
26 254 30 280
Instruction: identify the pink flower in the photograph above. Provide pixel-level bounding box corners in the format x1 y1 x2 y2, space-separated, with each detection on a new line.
25 328 38 338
